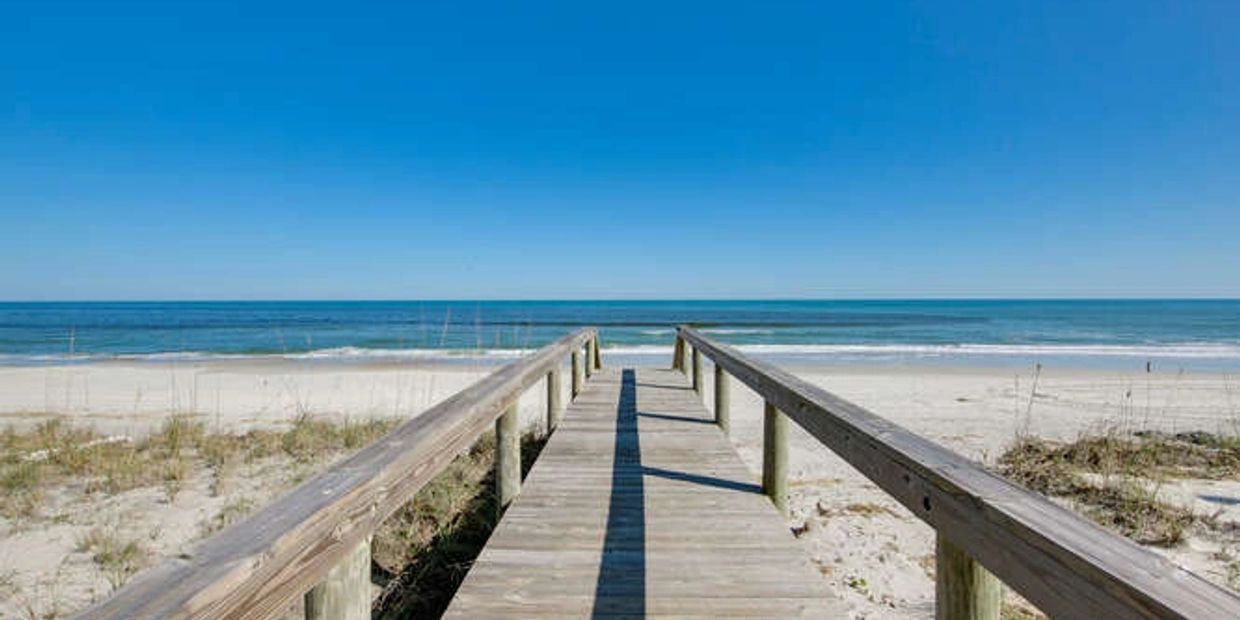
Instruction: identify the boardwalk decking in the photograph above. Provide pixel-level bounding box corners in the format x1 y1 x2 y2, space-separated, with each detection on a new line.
444 367 844 618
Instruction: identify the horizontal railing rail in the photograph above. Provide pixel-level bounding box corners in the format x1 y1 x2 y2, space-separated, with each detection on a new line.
676 325 1240 620
76 328 601 620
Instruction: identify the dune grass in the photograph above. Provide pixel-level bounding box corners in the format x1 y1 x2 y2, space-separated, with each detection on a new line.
997 430 1239 547
371 428 548 619
1 411 552 617
0 415 400 521
74 527 150 591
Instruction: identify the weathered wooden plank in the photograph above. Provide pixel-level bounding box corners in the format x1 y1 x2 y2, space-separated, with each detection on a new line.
715 364 730 434
678 326 1240 620
691 347 702 394
762 400 788 515
443 368 843 618
937 534 1001 620
303 538 370 620
495 404 520 515
546 368 562 433
572 350 583 398
74 329 597 620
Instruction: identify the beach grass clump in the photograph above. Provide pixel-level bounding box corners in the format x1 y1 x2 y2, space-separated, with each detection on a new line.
0 415 401 523
372 429 548 619
1078 480 1195 546
1001 601 1047 620
0 461 44 518
198 496 257 538
75 526 150 590
1053 431 1240 480
281 414 396 464
1002 429 1240 483
998 432 1216 547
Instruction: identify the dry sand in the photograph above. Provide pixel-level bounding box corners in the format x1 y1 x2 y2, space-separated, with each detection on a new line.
2 359 1238 618
707 364 1240 618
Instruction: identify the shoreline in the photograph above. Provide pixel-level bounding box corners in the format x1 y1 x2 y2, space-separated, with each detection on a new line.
5 337 1240 375
2 356 1236 433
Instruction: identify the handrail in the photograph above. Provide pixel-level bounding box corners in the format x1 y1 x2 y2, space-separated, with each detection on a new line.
77 328 600 620
676 325 1240 620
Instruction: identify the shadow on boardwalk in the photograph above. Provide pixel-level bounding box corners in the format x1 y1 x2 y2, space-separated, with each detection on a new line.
592 369 645 618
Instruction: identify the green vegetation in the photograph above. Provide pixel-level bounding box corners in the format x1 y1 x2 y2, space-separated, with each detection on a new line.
75 527 150 590
997 430 1240 547
198 496 258 538
372 430 548 619
0 415 400 519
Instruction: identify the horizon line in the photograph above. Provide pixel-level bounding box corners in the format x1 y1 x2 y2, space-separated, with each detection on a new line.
2 297 1239 304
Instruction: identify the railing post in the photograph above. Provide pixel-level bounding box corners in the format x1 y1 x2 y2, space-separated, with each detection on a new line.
546 368 562 433
692 348 702 395
584 342 594 379
672 336 684 371
304 537 371 620
762 400 787 515
571 350 582 399
495 403 520 517
592 334 602 370
682 344 691 375
714 364 729 435
936 534 1001 620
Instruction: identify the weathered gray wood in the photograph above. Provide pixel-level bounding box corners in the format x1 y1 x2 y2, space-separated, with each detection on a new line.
762 400 788 515
677 326 1240 620
304 537 370 620
692 347 702 395
443 368 843 618
571 350 582 399
584 342 594 379
592 335 602 370
937 534 1000 620
546 369 562 433
495 404 520 515
672 336 684 371
714 364 730 435
75 329 596 620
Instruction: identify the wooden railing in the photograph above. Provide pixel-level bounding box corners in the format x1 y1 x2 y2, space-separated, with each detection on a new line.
675 325 1240 620
75 328 602 620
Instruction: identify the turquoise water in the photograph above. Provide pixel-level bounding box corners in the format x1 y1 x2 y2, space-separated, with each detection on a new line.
1 300 1238 370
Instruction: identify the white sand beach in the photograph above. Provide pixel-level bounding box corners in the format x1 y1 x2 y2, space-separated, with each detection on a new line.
2 358 1238 618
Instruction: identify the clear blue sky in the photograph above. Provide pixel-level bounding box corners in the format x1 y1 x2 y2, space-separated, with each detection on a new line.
2 1 1238 300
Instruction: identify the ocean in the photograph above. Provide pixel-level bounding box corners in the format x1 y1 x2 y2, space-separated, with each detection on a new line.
1 300 1238 370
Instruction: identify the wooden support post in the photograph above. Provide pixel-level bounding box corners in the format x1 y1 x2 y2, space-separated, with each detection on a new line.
762 400 788 515
495 404 520 516
714 364 730 435
304 537 371 620
682 344 691 376
546 368 562 434
672 336 684 371
571 350 582 399
584 343 593 379
936 534 1001 620
592 335 602 370
692 348 702 395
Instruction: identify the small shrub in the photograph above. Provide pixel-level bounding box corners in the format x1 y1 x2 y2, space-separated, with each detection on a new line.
998 433 1208 547
198 496 257 538
76 527 150 590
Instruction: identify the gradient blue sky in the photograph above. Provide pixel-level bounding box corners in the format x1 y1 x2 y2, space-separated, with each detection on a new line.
2 1 1238 300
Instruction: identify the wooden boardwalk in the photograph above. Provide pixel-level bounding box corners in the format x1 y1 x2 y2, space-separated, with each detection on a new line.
80 329 1240 620
444 367 843 618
